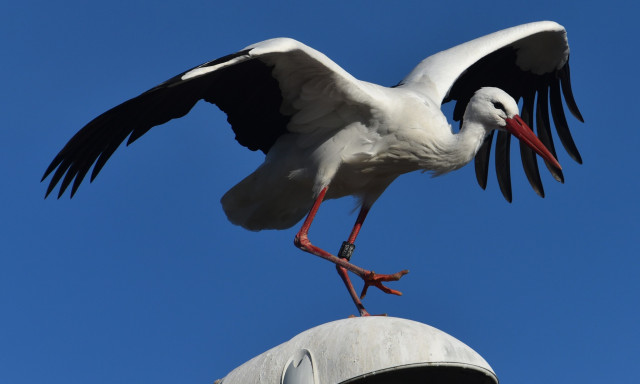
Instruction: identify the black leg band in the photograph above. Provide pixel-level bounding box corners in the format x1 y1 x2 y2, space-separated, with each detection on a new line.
338 241 356 261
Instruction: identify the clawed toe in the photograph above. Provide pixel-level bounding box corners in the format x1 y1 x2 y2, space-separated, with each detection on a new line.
359 269 409 299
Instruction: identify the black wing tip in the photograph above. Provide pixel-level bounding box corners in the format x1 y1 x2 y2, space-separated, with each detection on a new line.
499 183 512 203
560 62 585 123
474 132 493 191
42 165 83 199
43 186 54 199
532 184 545 199
547 163 565 183
42 156 63 183
567 101 585 123
43 174 57 199
562 144 583 165
475 166 488 190
495 132 513 203
43 182 63 199
537 188 546 198
42 178 83 199
571 150 583 165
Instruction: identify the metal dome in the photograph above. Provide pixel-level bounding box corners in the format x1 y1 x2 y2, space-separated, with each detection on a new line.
216 316 498 384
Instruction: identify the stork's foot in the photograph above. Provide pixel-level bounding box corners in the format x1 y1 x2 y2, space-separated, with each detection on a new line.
334 241 409 299
335 263 409 317
295 233 409 316
359 269 410 299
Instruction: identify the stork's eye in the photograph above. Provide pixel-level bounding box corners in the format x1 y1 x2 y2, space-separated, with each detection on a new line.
492 101 506 112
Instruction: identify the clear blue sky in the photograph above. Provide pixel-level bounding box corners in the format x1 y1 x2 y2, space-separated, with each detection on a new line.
2 0 638 383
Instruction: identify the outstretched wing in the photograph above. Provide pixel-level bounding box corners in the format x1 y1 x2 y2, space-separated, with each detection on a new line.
399 21 583 202
42 38 375 198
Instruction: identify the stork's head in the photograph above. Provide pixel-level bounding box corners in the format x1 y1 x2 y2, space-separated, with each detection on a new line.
466 87 561 170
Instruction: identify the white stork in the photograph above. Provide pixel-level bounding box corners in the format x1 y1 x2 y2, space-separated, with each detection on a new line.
43 21 583 316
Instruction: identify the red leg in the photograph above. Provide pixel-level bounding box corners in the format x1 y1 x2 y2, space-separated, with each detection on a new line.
294 187 409 316
337 206 408 301
348 205 369 244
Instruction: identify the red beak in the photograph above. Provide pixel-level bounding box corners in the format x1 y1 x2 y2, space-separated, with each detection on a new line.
505 115 562 170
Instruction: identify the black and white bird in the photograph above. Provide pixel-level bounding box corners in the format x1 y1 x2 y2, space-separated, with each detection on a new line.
43 21 583 316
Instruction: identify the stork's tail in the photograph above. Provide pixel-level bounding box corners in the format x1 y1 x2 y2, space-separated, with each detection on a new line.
221 165 313 231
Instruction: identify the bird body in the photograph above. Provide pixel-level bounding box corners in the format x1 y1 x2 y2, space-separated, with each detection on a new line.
43 21 583 315
222 84 454 230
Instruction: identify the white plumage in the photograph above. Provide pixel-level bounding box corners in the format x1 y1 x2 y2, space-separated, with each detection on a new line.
43 21 583 315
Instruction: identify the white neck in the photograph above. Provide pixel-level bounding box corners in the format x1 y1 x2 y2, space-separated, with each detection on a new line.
404 121 487 175
454 120 490 164
429 120 489 175
373 117 490 177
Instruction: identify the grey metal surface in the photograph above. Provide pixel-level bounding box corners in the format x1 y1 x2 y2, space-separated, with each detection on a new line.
216 317 497 384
